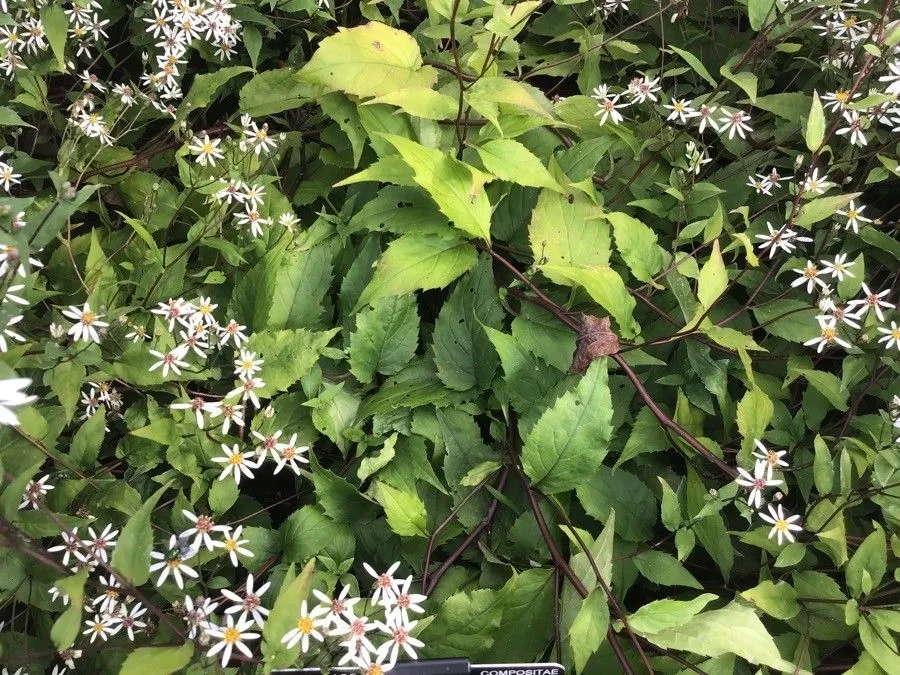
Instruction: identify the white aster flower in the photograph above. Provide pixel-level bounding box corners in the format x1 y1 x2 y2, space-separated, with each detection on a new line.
835 199 871 233
180 510 230 551
820 254 855 282
221 573 271 628
189 134 224 166
664 97 699 124
847 283 895 322
717 109 752 139
801 167 832 195
364 561 402 605
214 525 254 567
171 396 222 429
83 614 118 643
759 504 802 545
205 615 260 666
272 433 309 475
108 602 148 641
312 586 360 628
229 377 265 409
19 474 54 510
62 303 108 343
149 347 190 377
234 349 263 379
836 110 867 146
150 535 199 589
384 576 428 625
0 377 36 426
804 315 853 352
213 443 260 484
219 319 248 348
735 460 783 509
375 616 425 667
877 322 900 351
280 600 327 652
183 595 219 639
82 524 118 563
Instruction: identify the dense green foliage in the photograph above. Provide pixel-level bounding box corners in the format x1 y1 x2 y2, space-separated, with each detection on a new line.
0 0 899 673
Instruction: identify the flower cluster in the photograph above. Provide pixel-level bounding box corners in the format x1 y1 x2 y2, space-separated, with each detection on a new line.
735 440 802 545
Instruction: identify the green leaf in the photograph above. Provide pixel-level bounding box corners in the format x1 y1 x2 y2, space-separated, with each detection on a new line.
309 456 379 524
357 234 478 308
110 481 172 586
69 408 106 469
41 5 67 69
176 66 252 122
244 328 340 393
659 478 681 531
267 245 333 331
373 480 427 536
697 240 727 310
119 643 194 675
736 387 773 459
299 21 436 98
576 466 657 542
626 594 717 634
633 551 703 589
208 477 240 516
433 256 504 392
806 91 826 151
529 189 610 276
748 0 776 31
813 435 834 495
280 506 354 564
50 360 85 422
349 295 419 383
792 368 849 411
740 580 800 619
420 588 505 659
686 468 733 580
358 433 398 482
50 569 89 650
0 106 35 128
857 226 900 261
846 525 886 598
476 139 563 192
607 211 666 283
720 63 758 103
381 134 492 242
859 615 900 673
570 589 608 673
239 68 310 116
2 459 44 521
668 46 717 86
640 602 802 672
795 193 861 229
521 359 613 494
261 559 315 669
617 408 669 467
488 569 555 662
540 264 640 339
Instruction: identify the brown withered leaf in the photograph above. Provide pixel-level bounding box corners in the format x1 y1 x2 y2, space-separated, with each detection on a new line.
570 314 620 374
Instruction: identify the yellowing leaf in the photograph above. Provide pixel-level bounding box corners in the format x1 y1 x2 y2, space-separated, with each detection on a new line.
381 134 493 242
365 88 459 120
476 139 563 192
299 22 436 98
697 240 727 310
541 263 640 338
357 234 478 308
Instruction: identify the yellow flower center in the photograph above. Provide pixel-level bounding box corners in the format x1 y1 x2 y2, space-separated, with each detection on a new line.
229 453 244 465
242 360 254 370
297 616 314 634
847 209 857 219
774 519 789 532
892 329 900 339
167 558 182 568
823 327 836 340
82 311 96 325
92 622 104 633
223 626 241 644
804 266 817 278
224 539 238 551
367 667 383 675
202 141 214 153
835 91 850 103
673 101 684 111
